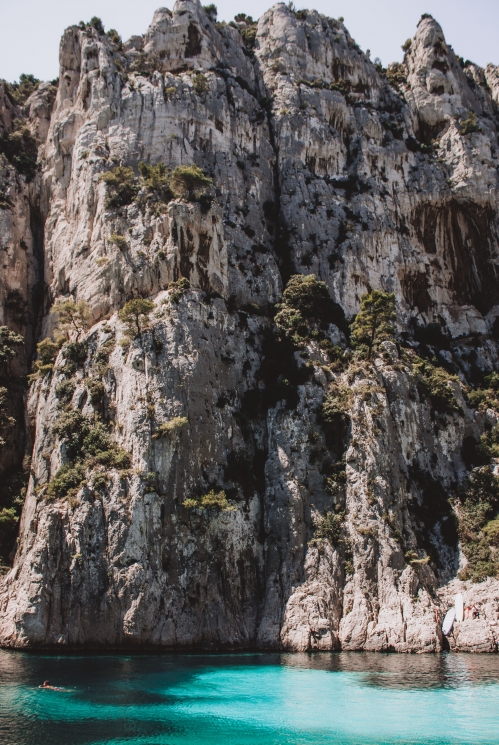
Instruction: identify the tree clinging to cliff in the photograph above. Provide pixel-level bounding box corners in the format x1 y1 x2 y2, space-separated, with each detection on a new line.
119 299 155 338
350 290 396 358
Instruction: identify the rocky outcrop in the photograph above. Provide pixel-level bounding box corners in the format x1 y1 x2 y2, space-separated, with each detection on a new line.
1 3 499 651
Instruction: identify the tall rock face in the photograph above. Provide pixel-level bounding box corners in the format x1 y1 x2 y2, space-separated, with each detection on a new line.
1 2 499 651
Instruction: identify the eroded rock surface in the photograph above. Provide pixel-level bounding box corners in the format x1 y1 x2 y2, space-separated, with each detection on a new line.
1 2 499 651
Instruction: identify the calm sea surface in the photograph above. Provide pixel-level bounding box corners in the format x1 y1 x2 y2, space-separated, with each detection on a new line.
1 650 498 744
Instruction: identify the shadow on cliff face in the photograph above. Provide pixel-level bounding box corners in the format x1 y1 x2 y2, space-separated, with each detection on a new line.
408 464 459 577
412 200 499 314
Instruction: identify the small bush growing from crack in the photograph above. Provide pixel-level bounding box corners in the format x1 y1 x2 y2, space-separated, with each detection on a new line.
310 511 345 545
183 489 235 511
192 72 209 96
459 112 480 136
152 416 188 439
167 278 190 303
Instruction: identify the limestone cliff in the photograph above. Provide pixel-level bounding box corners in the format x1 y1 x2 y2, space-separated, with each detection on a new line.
1 2 499 652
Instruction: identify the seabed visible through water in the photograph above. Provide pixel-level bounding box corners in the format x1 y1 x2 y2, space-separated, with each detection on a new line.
1 649 499 745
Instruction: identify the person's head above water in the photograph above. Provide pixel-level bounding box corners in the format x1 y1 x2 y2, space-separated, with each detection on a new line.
42 681 50 686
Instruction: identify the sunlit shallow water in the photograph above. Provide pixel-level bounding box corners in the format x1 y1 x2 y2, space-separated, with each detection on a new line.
1 650 499 744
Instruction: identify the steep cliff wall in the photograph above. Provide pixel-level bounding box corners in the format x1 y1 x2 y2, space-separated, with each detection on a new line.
1 2 499 651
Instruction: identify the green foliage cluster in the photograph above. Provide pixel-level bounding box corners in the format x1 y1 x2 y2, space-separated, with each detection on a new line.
310 510 353 572
0 327 27 565
29 300 90 382
463 422 499 468
321 385 352 428
324 460 347 495
0 326 23 374
410 355 461 413
386 63 408 87
404 550 430 566
402 39 412 53
168 278 190 304
350 290 396 358
79 17 105 34
0 459 30 566
275 274 346 344
100 163 212 209
109 233 127 250
319 339 345 371
118 298 154 339
203 4 218 21
43 321 130 502
47 409 130 500
46 462 86 500
0 386 15 446
310 511 345 546
467 372 499 412
0 119 39 180
169 165 212 200
183 489 235 511
6 73 40 105
53 298 90 340
55 379 75 405
138 161 173 203
100 166 139 209
152 416 188 439
459 112 480 136
29 337 62 380
106 28 122 46
192 72 209 96
234 14 258 49
457 466 499 582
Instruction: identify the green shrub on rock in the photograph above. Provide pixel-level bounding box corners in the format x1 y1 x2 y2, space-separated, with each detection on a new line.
310 511 345 546
192 72 209 96
275 274 346 343
152 416 188 439
46 463 86 500
184 489 235 511
0 326 24 373
457 466 499 581
203 3 218 22
100 166 139 209
6 73 40 105
55 379 76 406
138 161 173 203
169 165 212 201
30 337 62 380
459 112 480 136
0 119 39 180
168 278 190 304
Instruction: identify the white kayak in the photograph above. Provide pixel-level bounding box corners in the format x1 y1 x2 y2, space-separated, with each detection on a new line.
455 593 464 622
442 607 456 636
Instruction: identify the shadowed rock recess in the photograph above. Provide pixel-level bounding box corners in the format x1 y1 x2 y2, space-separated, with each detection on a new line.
2 1 499 652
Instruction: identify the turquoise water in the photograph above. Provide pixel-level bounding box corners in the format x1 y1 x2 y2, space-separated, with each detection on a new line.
1 651 499 744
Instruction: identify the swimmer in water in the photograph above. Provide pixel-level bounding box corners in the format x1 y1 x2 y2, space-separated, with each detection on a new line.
39 680 64 690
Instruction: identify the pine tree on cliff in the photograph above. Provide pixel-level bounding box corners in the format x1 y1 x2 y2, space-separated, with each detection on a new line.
119 299 154 339
350 290 396 359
